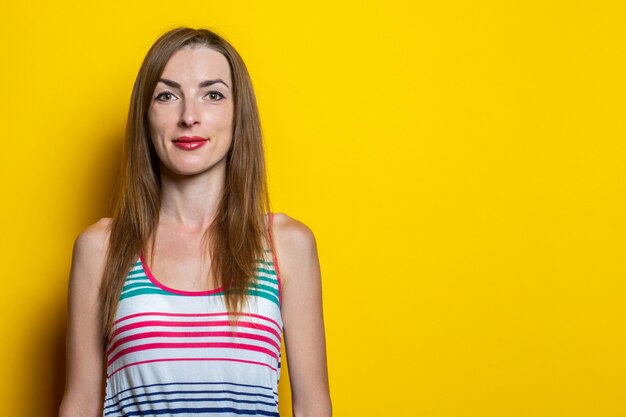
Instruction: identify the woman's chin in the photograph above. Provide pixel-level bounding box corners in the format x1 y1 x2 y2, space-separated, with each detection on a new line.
161 163 226 180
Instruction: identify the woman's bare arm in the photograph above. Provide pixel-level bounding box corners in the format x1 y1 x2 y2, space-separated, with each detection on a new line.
272 213 332 417
58 219 110 417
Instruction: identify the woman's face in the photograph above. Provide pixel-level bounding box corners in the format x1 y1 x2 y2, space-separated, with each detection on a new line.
147 46 234 177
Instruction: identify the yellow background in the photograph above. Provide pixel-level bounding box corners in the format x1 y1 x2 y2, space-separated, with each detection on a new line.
0 1 624 416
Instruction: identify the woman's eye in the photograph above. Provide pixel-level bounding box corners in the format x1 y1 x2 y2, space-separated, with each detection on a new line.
155 92 176 102
207 91 224 101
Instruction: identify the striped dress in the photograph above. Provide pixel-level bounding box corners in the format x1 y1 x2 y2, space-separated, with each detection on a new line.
103 248 283 417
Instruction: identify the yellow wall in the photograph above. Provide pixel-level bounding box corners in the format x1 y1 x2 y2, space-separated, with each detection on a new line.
1 1 624 416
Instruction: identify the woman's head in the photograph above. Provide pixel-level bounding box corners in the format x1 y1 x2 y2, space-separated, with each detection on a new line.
148 45 235 178
124 27 264 192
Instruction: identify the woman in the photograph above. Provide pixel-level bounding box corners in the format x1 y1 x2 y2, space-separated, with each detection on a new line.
59 27 331 417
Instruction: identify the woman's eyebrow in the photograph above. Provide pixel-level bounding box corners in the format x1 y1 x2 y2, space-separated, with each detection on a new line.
158 78 182 89
157 78 230 89
199 79 230 88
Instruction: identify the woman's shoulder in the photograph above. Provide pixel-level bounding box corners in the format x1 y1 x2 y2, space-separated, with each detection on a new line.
74 217 112 255
270 213 319 285
271 213 317 254
71 218 112 284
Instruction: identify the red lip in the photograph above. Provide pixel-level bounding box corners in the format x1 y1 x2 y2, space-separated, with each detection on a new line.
172 136 207 151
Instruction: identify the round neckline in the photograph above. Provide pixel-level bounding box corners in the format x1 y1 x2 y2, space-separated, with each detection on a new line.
139 253 223 296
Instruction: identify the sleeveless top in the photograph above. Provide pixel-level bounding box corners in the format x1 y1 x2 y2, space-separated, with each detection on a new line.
103 230 283 416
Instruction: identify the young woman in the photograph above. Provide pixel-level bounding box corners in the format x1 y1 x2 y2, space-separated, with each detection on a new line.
59 27 331 417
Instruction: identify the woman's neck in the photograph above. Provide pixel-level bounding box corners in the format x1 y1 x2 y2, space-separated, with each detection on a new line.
158 167 225 230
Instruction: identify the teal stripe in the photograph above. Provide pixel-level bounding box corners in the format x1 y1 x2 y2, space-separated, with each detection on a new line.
256 267 276 276
245 289 280 307
124 276 149 282
119 285 279 306
255 275 278 286
124 274 276 286
247 283 279 298
122 276 277 294
121 282 157 292
252 288 281 304
120 288 178 300
122 280 278 292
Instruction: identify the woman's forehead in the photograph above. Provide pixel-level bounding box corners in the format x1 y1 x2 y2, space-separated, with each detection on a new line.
161 46 232 85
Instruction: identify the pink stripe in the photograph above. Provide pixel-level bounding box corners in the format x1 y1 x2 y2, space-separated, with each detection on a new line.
140 254 224 296
112 319 281 341
108 342 278 366
107 357 276 378
268 213 283 306
107 330 280 357
114 311 281 330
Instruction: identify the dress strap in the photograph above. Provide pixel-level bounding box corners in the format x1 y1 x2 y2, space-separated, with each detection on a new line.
266 213 283 304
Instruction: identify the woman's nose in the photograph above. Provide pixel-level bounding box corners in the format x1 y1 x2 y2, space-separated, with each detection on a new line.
178 99 200 128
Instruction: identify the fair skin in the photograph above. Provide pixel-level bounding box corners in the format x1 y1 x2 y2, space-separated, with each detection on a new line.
59 46 331 417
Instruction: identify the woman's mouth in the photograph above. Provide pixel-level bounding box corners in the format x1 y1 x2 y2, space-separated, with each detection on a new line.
172 136 208 151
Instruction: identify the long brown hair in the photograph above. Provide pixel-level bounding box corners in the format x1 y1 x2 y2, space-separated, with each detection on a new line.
101 27 270 340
